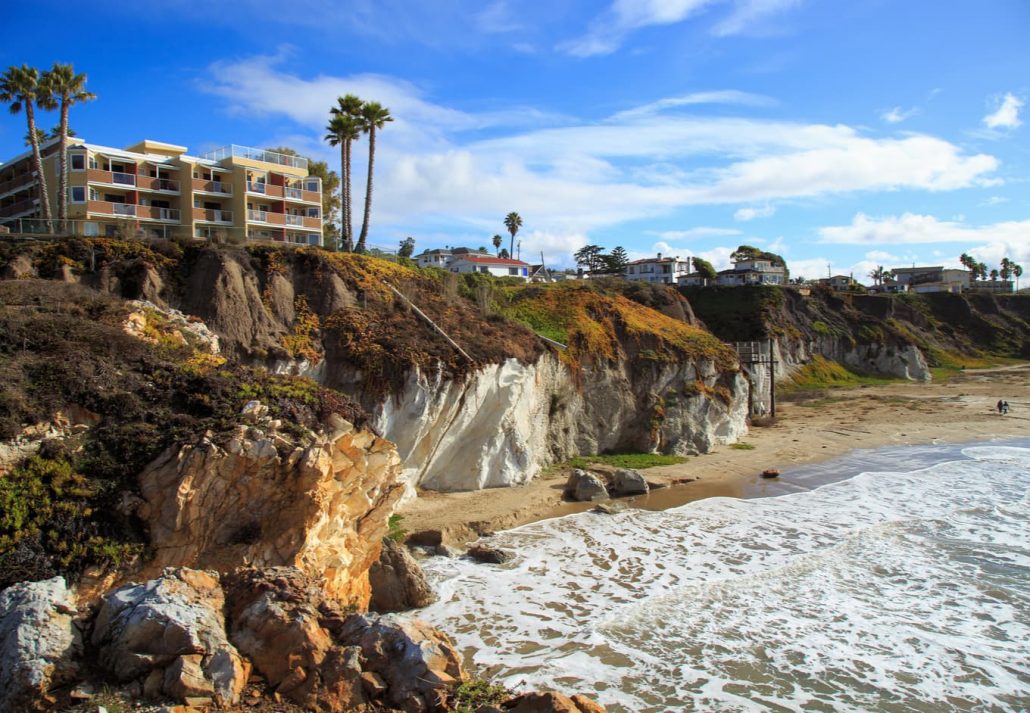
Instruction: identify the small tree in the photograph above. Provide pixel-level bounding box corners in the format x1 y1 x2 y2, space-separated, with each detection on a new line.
691 256 718 282
492 234 503 256
868 265 886 286
398 236 415 258
574 245 604 273
499 248 510 259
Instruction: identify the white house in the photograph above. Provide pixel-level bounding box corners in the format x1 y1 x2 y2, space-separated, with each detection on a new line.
415 247 492 269
624 253 691 284
449 255 531 280
817 274 857 291
891 266 971 294
715 258 787 286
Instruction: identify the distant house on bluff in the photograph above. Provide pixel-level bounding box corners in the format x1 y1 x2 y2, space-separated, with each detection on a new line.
624 253 691 284
448 255 530 280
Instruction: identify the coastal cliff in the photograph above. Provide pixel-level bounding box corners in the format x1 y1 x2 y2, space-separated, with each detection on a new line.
0 239 749 493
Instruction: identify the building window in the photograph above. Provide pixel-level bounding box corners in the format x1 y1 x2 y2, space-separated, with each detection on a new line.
480 267 489 273
509 267 518 275
69 186 85 203
306 207 319 218
83 221 99 236
89 188 99 201
305 179 319 192
70 154 85 171
88 157 98 169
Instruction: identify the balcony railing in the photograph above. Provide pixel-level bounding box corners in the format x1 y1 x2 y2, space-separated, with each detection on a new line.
137 176 180 192
247 209 268 222
112 172 135 186
0 173 35 197
247 181 266 194
285 214 304 226
199 144 308 170
194 208 233 223
284 186 303 199
192 178 232 195
112 203 136 216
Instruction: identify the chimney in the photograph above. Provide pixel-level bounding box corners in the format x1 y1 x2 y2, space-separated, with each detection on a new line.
657 252 662 260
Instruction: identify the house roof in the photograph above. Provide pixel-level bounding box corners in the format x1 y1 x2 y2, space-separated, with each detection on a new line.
452 255 529 266
626 256 687 265
892 266 943 273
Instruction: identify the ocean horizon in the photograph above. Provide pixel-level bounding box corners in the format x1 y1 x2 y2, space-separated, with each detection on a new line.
420 439 1030 712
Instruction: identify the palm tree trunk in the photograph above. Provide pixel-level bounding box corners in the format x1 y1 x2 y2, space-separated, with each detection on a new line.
25 103 52 228
509 232 514 258
339 142 350 251
344 138 353 251
58 101 69 223
357 128 376 253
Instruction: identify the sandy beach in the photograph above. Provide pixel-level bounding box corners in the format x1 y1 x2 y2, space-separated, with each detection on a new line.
399 363 1030 545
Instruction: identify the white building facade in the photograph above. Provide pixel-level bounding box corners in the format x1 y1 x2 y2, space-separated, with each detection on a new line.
624 254 692 284
448 255 531 280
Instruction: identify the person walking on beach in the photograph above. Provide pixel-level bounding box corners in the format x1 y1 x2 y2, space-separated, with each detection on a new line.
997 399 1004 414
1002 401 1010 414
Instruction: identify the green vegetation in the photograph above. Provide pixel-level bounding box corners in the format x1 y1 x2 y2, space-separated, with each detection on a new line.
730 442 755 450
783 355 897 392
386 514 407 543
452 679 512 713
565 452 689 469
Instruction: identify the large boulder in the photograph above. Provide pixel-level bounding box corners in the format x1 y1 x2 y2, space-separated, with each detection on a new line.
607 468 649 497
224 567 366 713
565 469 609 502
91 568 249 706
369 538 437 612
0 577 82 712
340 613 466 712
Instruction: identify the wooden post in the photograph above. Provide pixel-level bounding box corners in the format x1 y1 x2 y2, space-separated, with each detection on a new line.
769 338 776 418
383 280 474 363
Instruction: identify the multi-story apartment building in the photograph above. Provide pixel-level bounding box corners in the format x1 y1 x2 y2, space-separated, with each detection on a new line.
0 139 323 245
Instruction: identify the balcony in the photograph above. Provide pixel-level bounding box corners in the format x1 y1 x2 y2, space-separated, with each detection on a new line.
113 203 136 216
0 197 39 218
247 209 284 225
87 169 136 187
199 144 308 171
137 206 180 222
0 173 35 197
137 176 180 193
283 186 320 204
192 178 232 195
247 181 283 197
285 214 304 226
193 208 233 223
88 200 135 217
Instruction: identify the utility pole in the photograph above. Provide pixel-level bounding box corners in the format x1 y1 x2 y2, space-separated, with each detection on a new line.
769 338 777 417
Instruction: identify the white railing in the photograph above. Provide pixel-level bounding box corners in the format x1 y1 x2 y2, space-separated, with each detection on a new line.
285 214 304 226
284 186 303 199
211 210 232 222
199 145 308 170
246 181 267 194
247 209 268 222
112 203 136 216
156 208 180 221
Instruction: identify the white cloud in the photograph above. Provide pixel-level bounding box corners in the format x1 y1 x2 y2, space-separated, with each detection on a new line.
202 56 1005 267
983 92 1023 130
734 204 776 221
980 196 1009 207
882 106 917 124
711 0 803 36
865 250 899 262
819 213 1030 247
650 227 742 240
609 90 775 121
560 0 801 56
476 1 522 33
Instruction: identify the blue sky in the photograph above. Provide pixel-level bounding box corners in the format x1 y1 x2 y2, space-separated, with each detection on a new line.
2 0 1028 279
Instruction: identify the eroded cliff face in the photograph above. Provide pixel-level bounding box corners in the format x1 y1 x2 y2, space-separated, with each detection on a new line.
137 415 404 610
376 353 748 493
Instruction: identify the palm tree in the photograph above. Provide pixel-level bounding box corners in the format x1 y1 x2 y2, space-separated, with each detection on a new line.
492 234 503 256
999 257 1012 281
325 110 362 251
1013 264 1023 291
355 101 392 254
42 64 94 223
504 212 522 257
327 94 364 251
868 265 886 286
1 65 55 226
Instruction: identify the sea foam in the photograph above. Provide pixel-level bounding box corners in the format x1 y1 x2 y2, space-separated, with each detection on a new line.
419 444 1030 712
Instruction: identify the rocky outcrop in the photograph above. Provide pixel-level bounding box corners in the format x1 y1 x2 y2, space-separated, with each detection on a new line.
369 538 437 613
340 613 466 712
608 468 649 496
225 567 464 712
380 354 748 493
502 691 608 712
91 568 249 706
0 577 82 712
136 413 404 610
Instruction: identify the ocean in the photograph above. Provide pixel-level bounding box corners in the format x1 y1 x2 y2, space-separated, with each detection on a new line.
419 441 1030 712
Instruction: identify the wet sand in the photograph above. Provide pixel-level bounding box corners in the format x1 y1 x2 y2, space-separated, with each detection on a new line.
398 363 1030 545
